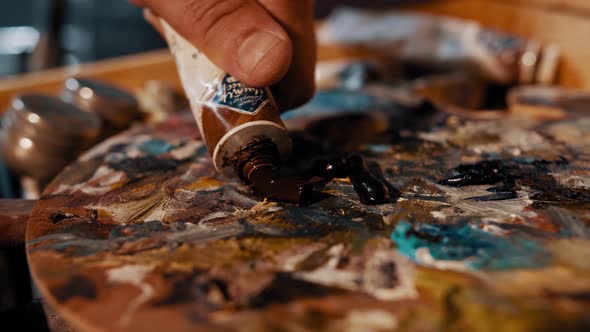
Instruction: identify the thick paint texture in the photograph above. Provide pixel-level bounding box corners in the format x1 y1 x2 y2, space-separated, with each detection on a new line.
391 221 551 270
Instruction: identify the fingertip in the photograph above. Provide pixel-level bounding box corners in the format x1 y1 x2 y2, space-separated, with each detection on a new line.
234 32 293 88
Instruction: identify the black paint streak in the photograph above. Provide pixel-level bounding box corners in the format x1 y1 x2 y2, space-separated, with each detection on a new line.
49 212 74 223
310 156 350 179
154 277 199 306
249 273 343 308
309 154 400 205
350 172 391 205
373 261 399 289
51 275 97 303
108 156 184 177
468 191 518 201
439 158 590 207
367 158 402 202
439 160 507 187
108 143 129 153
528 173 590 209
49 210 98 224
109 220 167 239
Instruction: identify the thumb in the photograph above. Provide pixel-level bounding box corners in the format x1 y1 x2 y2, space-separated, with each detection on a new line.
141 0 293 87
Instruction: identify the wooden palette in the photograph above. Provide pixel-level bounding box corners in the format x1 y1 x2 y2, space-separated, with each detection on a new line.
26 95 590 331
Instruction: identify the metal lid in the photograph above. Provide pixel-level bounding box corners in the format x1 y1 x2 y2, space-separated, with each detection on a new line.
10 94 102 139
63 78 139 129
0 130 72 181
0 94 102 181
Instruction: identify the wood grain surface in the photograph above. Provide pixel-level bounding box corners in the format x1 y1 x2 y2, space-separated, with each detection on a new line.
25 101 590 332
0 199 36 246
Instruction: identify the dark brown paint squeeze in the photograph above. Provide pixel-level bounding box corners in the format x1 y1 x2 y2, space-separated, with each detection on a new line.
231 139 313 205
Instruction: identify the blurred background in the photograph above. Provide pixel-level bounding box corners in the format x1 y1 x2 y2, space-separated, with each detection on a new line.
0 0 164 77
0 0 408 77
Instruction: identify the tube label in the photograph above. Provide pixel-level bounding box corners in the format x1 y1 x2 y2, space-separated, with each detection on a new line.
211 74 271 115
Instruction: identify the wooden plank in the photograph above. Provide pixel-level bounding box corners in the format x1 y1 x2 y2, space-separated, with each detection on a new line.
0 49 180 110
400 0 590 89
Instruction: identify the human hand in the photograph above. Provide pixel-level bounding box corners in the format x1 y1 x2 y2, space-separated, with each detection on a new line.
130 0 317 110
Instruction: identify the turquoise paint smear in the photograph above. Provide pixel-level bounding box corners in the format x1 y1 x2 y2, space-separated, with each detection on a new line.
282 89 395 120
365 144 392 154
391 221 551 270
139 139 174 156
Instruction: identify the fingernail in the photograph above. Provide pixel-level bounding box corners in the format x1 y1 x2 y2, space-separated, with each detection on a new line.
237 32 285 75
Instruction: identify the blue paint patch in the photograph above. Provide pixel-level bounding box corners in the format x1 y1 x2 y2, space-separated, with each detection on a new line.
338 62 371 90
365 144 392 154
139 139 174 156
195 145 209 157
391 221 551 270
282 89 395 120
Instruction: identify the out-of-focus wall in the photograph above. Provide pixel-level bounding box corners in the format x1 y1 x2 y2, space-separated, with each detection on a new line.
0 0 415 77
0 1 34 27
316 0 421 17
0 0 165 76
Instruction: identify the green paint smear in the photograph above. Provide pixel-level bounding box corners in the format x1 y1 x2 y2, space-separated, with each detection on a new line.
391 221 551 270
139 139 174 156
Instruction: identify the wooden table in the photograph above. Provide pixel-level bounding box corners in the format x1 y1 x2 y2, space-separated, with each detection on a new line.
1 0 588 331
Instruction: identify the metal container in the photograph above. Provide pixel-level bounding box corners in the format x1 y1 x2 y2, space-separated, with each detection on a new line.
0 94 101 182
62 77 139 137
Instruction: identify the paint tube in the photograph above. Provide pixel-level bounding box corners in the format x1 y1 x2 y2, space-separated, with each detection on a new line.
160 20 291 178
161 21 313 204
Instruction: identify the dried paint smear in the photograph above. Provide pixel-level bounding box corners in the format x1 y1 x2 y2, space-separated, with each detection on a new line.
391 221 551 270
25 92 590 332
